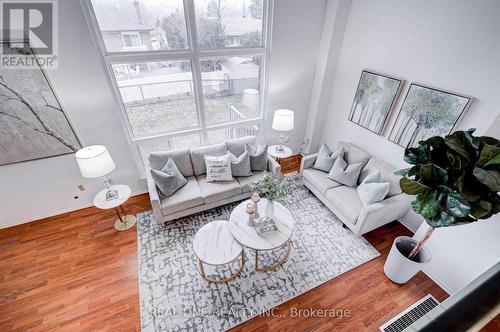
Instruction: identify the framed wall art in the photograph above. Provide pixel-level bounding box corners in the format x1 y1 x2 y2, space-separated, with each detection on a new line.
348 70 403 134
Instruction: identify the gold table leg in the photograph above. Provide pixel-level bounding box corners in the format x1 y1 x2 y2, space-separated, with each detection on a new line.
113 205 137 231
255 240 291 272
197 250 245 283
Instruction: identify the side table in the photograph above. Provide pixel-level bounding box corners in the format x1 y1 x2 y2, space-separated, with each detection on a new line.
93 184 137 231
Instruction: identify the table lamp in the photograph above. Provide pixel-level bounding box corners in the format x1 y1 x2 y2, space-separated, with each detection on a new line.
75 145 118 200
272 109 294 152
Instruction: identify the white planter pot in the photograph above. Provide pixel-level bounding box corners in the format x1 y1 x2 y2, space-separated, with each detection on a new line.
384 236 432 284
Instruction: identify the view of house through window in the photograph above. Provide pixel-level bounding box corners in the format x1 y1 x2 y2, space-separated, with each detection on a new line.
88 0 267 167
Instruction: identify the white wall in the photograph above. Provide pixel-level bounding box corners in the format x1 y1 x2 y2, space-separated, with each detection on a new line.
0 0 327 228
312 0 500 293
264 0 327 153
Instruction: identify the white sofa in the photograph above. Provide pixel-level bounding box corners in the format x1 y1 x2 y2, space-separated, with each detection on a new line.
146 136 281 223
300 141 412 236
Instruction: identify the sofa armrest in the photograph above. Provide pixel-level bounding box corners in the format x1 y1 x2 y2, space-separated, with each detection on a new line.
267 155 281 177
356 193 413 235
145 165 163 219
300 153 318 174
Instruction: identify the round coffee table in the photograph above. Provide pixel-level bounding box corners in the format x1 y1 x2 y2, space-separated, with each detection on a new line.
192 220 244 283
229 198 294 272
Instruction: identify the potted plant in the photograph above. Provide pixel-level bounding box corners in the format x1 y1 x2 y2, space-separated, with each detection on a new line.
249 172 289 218
384 129 500 283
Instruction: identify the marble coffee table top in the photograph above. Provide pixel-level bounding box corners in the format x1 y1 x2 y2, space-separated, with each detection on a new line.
229 198 294 251
192 220 242 265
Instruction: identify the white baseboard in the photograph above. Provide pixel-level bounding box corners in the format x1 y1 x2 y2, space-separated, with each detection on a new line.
397 218 418 233
1 190 148 229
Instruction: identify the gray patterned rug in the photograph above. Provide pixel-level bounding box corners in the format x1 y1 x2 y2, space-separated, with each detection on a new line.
137 173 379 331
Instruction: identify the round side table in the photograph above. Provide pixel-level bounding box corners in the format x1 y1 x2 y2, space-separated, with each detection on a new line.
93 184 136 231
193 220 244 283
268 145 293 160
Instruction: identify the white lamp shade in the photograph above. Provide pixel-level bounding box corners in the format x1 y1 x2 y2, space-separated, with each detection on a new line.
75 145 115 178
272 109 294 131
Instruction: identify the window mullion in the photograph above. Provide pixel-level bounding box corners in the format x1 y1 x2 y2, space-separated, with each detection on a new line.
185 0 207 145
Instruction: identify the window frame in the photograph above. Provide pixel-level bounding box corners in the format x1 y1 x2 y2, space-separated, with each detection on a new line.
81 0 273 174
121 31 141 49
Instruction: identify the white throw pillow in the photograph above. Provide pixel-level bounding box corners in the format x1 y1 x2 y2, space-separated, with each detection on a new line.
357 171 390 206
205 153 233 182
328 156 363 187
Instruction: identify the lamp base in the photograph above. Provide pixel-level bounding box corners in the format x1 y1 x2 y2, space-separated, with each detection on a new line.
114 215 137 231
105 188 119 201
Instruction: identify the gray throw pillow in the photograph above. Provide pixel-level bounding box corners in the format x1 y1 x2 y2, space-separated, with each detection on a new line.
328 156 363 187
246 143 268 171
357 171 390 206
150 157 187 197
229 151 252 177
313 143 344 172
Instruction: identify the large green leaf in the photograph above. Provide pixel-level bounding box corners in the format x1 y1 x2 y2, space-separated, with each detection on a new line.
444 188 471 217
420 163 448 185
454 173 481 201
447 151 467 170
412 191 440 220
473 167 500 191
470 200 493 219
425 211 456 228
400 177 430 195
394 166 418 177
476 144 500 167
404 143 430 165
444 129 480 161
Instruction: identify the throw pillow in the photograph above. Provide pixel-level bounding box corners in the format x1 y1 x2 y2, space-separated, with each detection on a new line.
328 156 363 187
357 171 390 206
205 153 233 182
246 143 268 171
229 151 252 177
313 143 344 172
150 157 187 197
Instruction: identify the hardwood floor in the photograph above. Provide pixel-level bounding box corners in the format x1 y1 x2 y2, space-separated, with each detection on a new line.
0 193 493 331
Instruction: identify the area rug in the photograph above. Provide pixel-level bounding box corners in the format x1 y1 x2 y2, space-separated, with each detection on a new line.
137 173 380 331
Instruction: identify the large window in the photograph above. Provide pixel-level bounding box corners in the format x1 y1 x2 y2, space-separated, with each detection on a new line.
85 0 270 170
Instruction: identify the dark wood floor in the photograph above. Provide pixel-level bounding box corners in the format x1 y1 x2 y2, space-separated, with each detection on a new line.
0 193 497 331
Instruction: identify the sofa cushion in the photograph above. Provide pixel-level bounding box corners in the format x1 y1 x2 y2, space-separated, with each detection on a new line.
325 186 363 223
197 174 242 204
236 170 266 193
358 157 402 197
230 151 252 177
328 156 364 187
302 168 342 194
225 136 257 157
246 144 268 171
205 153 233 182
190 143 227 176
160 176 204 215
357 171 390 206
313 143 344 172
337 141 370 168
148 148 194 177
150 158 188 197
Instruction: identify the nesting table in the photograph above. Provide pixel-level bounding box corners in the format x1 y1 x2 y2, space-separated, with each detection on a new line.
192 220 244 283
229 198 294 272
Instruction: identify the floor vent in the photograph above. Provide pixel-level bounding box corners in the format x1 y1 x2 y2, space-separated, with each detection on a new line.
379 294 439 332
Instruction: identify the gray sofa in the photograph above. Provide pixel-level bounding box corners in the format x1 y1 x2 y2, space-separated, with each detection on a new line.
146 136 281 223
300 141 412 236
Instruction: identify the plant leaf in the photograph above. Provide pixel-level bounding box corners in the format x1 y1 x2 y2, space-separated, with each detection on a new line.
419 163 448 185
444 130 480 161
400 177 430 195
412 191 440 220
425 211 456 228
473 167 500 191
444 188 471 217
470 200 493 219
476 144 500 167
